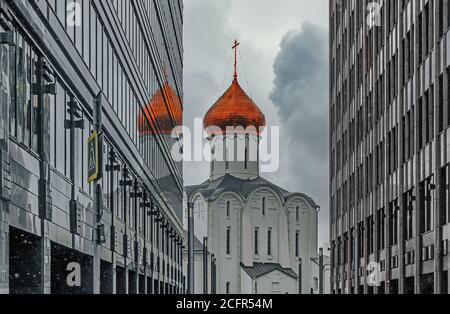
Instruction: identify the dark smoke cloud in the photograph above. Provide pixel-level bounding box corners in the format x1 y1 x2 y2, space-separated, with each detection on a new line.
269 22 329 246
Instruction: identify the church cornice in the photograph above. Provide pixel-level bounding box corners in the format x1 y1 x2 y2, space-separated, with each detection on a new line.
185 174 319 210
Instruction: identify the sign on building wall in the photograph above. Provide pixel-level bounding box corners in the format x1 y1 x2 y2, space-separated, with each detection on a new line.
88 131 99 183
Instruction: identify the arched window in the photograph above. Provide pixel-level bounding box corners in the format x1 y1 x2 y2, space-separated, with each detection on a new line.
244 147 248 169
225 137 229 171
296 206 300 222
254 228 259 256
262 197 266 216
226 201 231 218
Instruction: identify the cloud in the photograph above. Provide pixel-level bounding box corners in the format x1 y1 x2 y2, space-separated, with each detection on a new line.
183 0 330 247
269 22 329 246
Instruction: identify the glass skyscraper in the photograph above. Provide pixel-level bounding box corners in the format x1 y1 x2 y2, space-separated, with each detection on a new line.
0 0 184 294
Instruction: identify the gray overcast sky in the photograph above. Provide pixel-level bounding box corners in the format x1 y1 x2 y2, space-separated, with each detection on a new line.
183 0 330 248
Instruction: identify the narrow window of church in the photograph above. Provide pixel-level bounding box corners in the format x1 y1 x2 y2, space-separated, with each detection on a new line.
156 219 160 249
296 206 300 222
268 228 272 256
226 282 231 294
226 227 231 255
254 228 259 256
262 197 266 216
226 201 231 218
244 147 248 169
296 231 300 257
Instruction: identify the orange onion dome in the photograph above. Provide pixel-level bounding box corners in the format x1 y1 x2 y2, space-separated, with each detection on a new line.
203 79 266 136
138 82 183 136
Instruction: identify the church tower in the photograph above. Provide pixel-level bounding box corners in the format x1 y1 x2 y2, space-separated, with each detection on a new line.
203 40 266 181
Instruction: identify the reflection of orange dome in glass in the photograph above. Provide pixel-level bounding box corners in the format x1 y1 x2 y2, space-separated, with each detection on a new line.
203 79 266 135
138 82 183 136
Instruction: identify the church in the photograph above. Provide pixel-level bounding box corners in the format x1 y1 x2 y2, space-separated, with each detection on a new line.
184 41 320 294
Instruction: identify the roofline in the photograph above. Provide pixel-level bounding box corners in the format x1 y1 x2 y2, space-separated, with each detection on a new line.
186 180 319 210
240 263 299 280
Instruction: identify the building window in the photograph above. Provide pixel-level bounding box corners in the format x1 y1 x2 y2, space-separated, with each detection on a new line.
445 166 450 224
244 147 248 169
0 33 9 148
254 228 259 256
161 223 165 256
262 197 266 216
267 228 272 256
296 206 300 222
271 282 280 292
377 207 386 250
13 33 39 153
439 74 444 133
226 282 231 294
367 215 374 254
226 227 231 255
295 231 300 257
211 146 215 173
226 201 231 218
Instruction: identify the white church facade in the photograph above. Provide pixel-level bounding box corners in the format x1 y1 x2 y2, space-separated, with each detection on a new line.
185 176 319 294
184 42 320 294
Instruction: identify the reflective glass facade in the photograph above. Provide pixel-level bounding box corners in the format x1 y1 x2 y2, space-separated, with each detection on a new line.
330 0 450 294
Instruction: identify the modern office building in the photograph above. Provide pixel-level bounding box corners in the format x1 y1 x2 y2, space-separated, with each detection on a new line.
330 0 450 294
0 0 184 294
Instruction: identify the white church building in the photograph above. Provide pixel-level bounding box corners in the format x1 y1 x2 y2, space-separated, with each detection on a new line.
184 45 320 294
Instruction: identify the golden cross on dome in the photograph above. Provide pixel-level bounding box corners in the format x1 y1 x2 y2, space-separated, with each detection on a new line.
232 39 240 81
